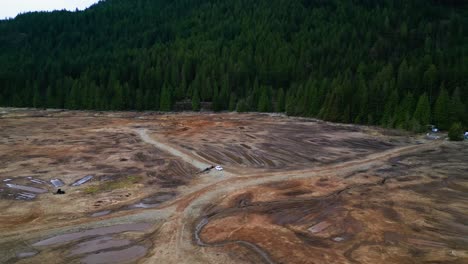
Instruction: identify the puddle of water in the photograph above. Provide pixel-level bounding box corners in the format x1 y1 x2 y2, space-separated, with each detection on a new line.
81 245 147 264
127 192 176 209
308 221 331 234
3 179 12 182
16 251 38 259
33 223 152 246
50 179 65 187
332 236 347 242
128 202 156 209
16 192 37 200
71 175 93 187
91 210 111 217
70 236 131 255
6 184 47 193
30 179 47 185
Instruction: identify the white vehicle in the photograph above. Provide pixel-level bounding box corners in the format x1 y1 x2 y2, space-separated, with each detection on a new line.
215 165 224 171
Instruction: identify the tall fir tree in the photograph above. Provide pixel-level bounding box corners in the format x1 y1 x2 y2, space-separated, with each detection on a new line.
192 88 201 111
276 88 285 112
257 86 270 112
160 84 172 111
450 87 466 126
434 86 450 130
413 93 431 129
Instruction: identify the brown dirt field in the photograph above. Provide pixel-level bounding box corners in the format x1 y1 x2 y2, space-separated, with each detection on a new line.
0 108 466 264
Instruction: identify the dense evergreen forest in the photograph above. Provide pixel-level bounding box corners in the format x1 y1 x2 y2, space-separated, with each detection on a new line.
0 0 467 131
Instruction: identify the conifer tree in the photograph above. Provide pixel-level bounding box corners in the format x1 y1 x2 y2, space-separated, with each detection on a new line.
192 88 200 111
228 93 237 111
380 89 398 127
450 87 466 126
396 92 415 130
413 93 431 129
257 87 270 112
434 86 450 130
237 99 248 113
160 84 172 111
33 83 42 108
276 88 285 113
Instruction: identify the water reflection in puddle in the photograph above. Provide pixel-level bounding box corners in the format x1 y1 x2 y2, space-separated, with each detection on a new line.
51 179 65 187
70 236 131 255
33 223 152 246
81 245 147 264
71 175 93 187
91 210 112 217
16 251 38 259
127 192 176 209
6 184 47 193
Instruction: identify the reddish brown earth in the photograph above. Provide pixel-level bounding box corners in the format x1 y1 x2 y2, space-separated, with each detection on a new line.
0 108 466 264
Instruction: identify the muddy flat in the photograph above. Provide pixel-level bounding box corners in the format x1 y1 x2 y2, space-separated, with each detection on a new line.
0 108 467 264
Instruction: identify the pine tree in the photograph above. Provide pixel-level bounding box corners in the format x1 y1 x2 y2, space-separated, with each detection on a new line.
160 84 172 111
136 89 144 110
33 83 42 108
237 99 248 113
285 89 297 116
434 86 450 130
67 80 80 110
201 76 212 101
381 90 399 127
276 88 285 112
448 122 464 141
423 64 437 104
413 93 431 130
257 86 270 112
192 88 200 111
396 92 415 130
228 93 237 111
220 74 230 110
212 85 221 112
450 87 466 126
111 81 124 110
46 86 54 108
397 60 410 91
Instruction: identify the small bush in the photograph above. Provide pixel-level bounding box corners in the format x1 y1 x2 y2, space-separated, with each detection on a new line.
448 122 464 141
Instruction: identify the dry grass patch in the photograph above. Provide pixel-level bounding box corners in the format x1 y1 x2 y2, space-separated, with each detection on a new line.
84 175 141 194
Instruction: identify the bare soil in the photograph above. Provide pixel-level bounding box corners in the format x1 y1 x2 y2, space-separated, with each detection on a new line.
0 108 466 264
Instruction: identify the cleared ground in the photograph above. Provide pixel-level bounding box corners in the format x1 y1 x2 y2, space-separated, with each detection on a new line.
0 108 466 264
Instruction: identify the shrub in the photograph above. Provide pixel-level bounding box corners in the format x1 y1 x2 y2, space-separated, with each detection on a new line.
448 122 464 141
236 99 248 113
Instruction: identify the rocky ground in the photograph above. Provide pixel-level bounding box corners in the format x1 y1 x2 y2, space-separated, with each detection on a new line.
0 108 466 264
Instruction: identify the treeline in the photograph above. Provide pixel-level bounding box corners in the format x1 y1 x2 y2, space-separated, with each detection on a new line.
0 0 467 131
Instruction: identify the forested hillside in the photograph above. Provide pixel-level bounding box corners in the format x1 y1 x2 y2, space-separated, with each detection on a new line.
0 0 467 131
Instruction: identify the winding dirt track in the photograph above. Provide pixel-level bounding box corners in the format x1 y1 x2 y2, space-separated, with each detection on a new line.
133 130 438 263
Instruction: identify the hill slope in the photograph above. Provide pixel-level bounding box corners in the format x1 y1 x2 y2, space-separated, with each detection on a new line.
0 0 467 130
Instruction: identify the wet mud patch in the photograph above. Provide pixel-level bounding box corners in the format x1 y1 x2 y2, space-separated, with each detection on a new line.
32 223 152 247
80 245 148 264
127 191 177 209
69 236 132 256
